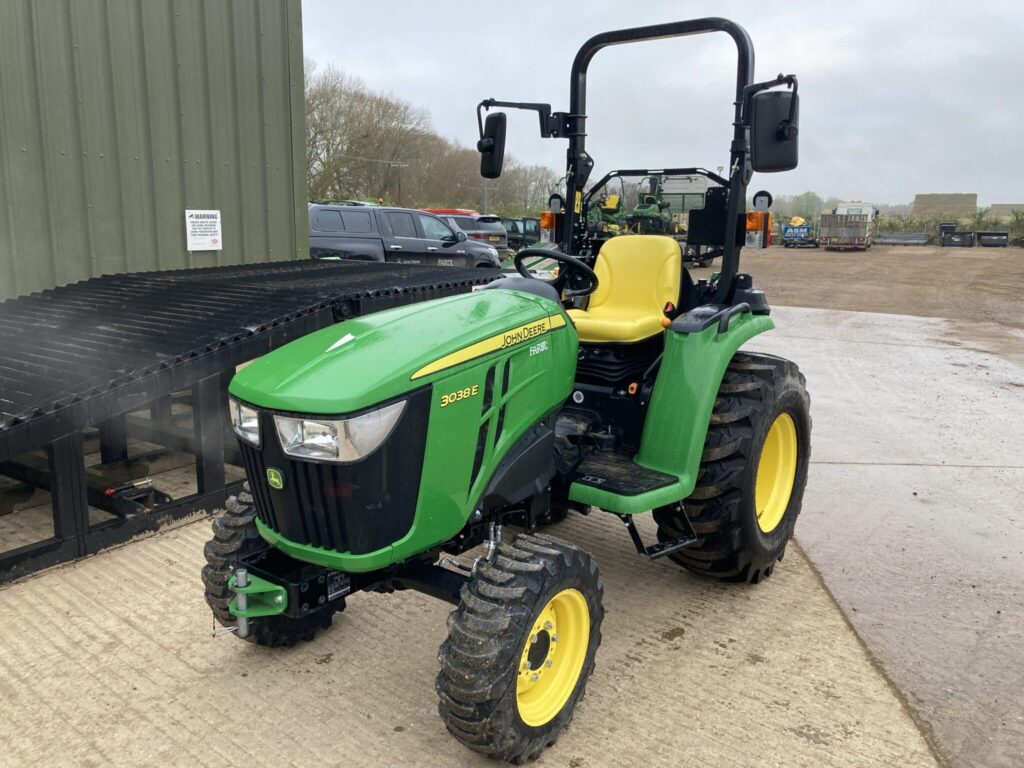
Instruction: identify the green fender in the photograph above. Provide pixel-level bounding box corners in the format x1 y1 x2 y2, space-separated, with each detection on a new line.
568 312 775 514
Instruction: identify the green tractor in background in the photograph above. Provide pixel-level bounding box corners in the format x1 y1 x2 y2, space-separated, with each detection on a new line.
204 17 807 764
588 189 625 233
626 174 679 235
585 181 626 252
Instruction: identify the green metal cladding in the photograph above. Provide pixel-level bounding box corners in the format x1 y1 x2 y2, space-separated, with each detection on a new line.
0 0 307 301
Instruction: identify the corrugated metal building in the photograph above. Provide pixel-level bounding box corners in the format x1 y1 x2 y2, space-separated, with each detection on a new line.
0 0 307 301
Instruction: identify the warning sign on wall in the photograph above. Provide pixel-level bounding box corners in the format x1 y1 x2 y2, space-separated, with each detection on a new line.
185 209 223 251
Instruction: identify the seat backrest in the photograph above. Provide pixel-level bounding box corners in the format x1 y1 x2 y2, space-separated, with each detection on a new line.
588 235 681 315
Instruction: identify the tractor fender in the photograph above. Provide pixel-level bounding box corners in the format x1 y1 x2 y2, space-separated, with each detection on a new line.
635 310 775 498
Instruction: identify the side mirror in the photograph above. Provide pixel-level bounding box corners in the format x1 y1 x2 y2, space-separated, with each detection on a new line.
478 112 507 179
750 90 799 172
456 230 467 242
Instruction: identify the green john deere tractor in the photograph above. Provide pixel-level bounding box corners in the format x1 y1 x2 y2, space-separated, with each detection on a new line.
626 175 679 235
204 17 808 764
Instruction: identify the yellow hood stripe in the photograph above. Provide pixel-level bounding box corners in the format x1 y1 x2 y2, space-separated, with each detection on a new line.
411 313 566 380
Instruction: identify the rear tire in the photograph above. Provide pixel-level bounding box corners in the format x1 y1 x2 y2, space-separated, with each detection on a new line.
653 352 811 583
437 533 603 764
202 485 340 647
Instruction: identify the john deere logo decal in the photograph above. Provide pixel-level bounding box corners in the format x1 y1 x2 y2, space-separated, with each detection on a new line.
266 468 285 490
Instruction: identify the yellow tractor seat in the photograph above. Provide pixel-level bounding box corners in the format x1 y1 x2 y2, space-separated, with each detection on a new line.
567 235 682 344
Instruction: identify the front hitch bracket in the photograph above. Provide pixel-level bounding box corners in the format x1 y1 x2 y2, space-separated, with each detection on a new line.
229 569 289 621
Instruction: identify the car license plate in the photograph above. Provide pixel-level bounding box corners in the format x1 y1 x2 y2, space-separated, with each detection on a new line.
489 235 501 242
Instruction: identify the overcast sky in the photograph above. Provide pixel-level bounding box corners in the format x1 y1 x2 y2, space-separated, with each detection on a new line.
303 0 1024 206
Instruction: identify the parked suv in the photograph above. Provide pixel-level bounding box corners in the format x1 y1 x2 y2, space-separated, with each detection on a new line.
424 209 509 255
308 204 501 268
501 216 542 251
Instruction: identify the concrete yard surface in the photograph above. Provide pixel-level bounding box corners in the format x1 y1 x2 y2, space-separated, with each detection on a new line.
756 305 1024 768
7 246 1020 767
0 511 936 768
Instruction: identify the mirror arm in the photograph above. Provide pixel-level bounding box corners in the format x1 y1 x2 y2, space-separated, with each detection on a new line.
477 99 560 139
741 73 798 124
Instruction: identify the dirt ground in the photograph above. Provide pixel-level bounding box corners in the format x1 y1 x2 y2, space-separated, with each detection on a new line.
722 245 1024 329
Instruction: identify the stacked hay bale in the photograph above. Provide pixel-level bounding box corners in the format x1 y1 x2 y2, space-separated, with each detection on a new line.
990 203 1024 220
911 193 977 218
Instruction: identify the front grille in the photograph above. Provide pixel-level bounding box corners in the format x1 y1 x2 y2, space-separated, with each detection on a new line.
238 387 431 555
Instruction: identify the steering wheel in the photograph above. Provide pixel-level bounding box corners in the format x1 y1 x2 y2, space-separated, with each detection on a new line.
513 248 599 299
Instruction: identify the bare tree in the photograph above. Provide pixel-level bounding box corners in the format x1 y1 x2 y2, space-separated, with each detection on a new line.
305 62 558 213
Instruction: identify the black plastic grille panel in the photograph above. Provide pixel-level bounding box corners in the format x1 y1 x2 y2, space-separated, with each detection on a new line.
239 388 431 556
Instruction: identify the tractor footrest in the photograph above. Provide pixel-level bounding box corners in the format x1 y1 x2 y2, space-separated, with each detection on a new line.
616 512 696 560
642 534 695 560
573 451 676 496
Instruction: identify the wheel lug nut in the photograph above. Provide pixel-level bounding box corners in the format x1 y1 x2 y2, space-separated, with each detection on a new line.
545 659 553 668
551 635 558 642
530 634 538 644
523 661 531 670
544 621 553 630
531 673 539 681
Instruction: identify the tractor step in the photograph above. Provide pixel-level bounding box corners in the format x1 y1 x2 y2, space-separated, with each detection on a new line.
616 511 696 560
572 451 676 496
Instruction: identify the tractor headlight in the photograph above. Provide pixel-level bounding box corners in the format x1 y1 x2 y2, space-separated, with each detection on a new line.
229 398 261 447
274 400 406 462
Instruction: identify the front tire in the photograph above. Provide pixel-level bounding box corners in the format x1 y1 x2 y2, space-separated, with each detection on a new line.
437 533 604 763
654 352 811 583
202 485 340 647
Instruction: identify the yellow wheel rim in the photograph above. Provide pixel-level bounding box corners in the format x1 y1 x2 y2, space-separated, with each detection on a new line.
754 412 798 533
516 588 590 727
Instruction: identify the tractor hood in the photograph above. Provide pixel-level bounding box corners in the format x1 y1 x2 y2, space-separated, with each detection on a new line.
229 289 566 414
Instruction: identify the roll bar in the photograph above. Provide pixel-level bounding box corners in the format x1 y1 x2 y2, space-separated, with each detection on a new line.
478 18 786 305
565 18 754 304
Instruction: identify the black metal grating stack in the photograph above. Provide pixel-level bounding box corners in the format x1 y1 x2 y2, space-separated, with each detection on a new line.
0 260 494 462
0 259 494 580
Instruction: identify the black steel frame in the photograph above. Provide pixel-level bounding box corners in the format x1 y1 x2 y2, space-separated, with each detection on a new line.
583 168 730 207
567 18 755 304
477 17 801 304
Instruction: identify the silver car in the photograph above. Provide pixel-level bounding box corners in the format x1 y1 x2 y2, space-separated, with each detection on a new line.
439 213 509 255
